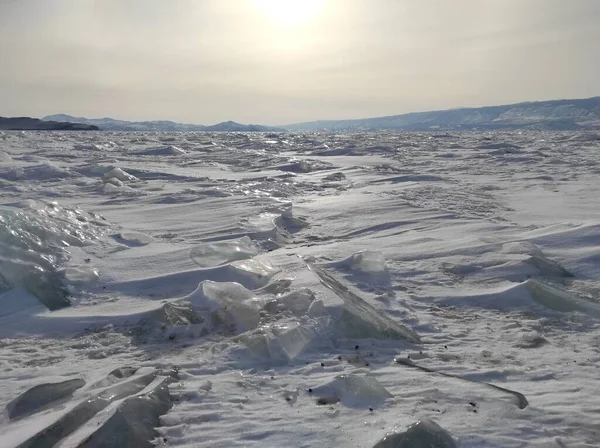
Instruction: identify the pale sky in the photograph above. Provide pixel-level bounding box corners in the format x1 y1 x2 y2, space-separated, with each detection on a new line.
1 0 599 125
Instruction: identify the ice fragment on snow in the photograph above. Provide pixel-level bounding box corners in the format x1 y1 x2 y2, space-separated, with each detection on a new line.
61 267 100 285
0 202 104 309
311 374 392 408
307 299 330 317
255 278 293 296
184 281 261 333
304 258 419 342
524 255 574 279
240 321 319 361
228 258 280 288
525 279 600 316
190 236 259 267
272 323 318 359
148 302 202 326
268 288 316 316
103 177 125 187
372 420 457 448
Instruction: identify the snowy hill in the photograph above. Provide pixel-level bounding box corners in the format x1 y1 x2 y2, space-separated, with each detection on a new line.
285 96 600 131
42 115 284 132
0 116 99 131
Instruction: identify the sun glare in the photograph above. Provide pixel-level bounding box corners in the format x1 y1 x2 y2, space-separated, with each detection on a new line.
255 0 324 27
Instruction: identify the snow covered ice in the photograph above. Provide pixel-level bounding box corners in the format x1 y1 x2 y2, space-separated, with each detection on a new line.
1 130 600 447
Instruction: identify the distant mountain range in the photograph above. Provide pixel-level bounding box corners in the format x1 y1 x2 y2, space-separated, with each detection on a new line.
0 117 98 131
285 96 600 131
42 115 284 132
8 96 600 133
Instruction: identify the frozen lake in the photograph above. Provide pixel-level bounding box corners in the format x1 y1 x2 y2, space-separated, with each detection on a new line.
1 130 599 447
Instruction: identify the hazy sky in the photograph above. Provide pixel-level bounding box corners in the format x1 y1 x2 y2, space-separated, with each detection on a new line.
1 0 599 125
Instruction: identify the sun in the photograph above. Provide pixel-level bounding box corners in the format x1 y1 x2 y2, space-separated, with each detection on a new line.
255 0 324 27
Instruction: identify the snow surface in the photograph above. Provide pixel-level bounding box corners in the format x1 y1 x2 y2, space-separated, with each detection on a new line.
1 130 600 447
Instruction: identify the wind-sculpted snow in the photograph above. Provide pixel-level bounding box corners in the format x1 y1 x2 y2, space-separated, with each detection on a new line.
1 130 600 448
190 236 259 267
9 368 177 448
7 378 86 420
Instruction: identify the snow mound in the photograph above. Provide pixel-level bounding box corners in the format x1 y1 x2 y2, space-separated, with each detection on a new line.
501 241 543 256
311 374 392 408
101 182 140 196
0 162 72 181
184 281 263 333
138 145 186 156
107 258 279 298
439 279 600 317
73 143 107 151
75 164 116 178
274 160 331 173
0 201 105 310
190 236 259 267
333 250 390 275
373 420 457 448
118 231 154 246
567 132 600 142
103 167 139 183
327 250 391 285
476 142 522 150
323 171 346 182
0 151 12 162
